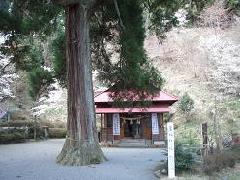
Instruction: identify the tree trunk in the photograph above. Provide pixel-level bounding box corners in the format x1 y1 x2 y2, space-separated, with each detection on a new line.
56 3 106 166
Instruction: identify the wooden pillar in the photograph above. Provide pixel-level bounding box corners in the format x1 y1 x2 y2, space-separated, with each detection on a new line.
101 113 108 143
105 114 108 142
202 123 208 156
150 113 153 144
160 113 165 141
143 114 151 140
100 114 103 142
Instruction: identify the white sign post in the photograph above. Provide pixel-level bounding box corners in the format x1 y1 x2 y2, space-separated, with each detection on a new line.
167 122 175 179
113 113 120 135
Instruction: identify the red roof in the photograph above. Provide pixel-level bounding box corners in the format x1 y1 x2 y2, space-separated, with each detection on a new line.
94 90 178 103
94 90 178 114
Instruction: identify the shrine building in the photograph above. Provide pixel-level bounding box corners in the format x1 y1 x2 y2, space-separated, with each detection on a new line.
94 90 178 147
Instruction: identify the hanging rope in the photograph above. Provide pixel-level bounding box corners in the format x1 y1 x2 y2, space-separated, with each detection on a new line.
120 115 149 121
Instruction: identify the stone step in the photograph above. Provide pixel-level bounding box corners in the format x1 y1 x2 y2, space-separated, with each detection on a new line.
117 143 148 148
120 139 145 143
118 143 146 145
117 139 148 147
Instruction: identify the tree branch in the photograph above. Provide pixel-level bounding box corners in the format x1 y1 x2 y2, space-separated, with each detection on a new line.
113 0 125 30
0 61 12 75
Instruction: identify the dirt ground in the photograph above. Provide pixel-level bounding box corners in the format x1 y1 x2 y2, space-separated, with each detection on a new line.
0 139 166 180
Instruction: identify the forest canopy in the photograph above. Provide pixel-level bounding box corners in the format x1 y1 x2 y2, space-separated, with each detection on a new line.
0 0 218 101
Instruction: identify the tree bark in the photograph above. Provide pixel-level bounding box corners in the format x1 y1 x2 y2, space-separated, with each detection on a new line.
56 3 106 166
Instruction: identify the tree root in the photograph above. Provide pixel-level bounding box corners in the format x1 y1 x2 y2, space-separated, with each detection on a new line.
56 139 107 166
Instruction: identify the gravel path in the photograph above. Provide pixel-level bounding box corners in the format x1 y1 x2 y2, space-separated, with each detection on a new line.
0 139 166 180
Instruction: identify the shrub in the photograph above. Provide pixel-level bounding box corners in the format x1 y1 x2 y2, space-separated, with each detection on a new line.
228 145 240 162
162 142 194 174
178 93 194 121
0 120 35 127
48 128 66 138
0 131 25 144
0 120 46 140
175 143 194 172
203 152 236 175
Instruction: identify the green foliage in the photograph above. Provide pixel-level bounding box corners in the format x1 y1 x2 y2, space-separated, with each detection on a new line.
227 0 240 15
0 0 62 71
0 0 212 103
26 44 44 70
95 0 164 103
117 0 164 93
0 120 48 140
0 0 61 36
228 99 240 122
143 0 181 39
175 142 194 172
0 131 26 144
28 67 54 100
52 31 66 87
203 152 236 175
185 0 214 24
0 0 61 100
229 145 240 162
92 0 212 103
219 98 240 134
0 120 34 127
178 131 200 145
163 142 194 173
179 93 194 114
143 0 213 38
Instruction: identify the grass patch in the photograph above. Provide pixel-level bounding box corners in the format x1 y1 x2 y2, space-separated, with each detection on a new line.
203 152 236 175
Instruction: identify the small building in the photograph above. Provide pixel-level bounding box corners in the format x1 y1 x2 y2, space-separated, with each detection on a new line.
94 90 178 147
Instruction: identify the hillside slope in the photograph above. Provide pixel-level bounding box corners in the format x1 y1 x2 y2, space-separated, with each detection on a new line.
145 21 240 138
146 25 240 98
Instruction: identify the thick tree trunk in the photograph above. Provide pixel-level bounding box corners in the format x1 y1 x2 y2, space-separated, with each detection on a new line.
57 3 106 166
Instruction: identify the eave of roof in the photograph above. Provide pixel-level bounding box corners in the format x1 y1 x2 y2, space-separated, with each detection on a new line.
94 90 178 103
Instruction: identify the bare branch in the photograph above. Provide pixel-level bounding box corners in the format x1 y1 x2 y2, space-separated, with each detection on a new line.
0 61 12 75
113 0 125 30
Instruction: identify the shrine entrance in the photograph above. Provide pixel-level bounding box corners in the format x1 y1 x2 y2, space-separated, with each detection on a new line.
123 119 142 139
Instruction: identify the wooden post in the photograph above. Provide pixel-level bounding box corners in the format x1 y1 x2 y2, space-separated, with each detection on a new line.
42 126 49 139
34 115 37 141
202 123 208 156
100 114 103 142
104 114 107 143
159 113 164 141
7 112 10 122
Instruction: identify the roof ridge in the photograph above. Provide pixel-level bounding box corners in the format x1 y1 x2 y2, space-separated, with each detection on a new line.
94 88 110 98
160 90 178 100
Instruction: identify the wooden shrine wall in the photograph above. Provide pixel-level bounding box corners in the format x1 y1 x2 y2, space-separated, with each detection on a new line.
100 113 165 143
